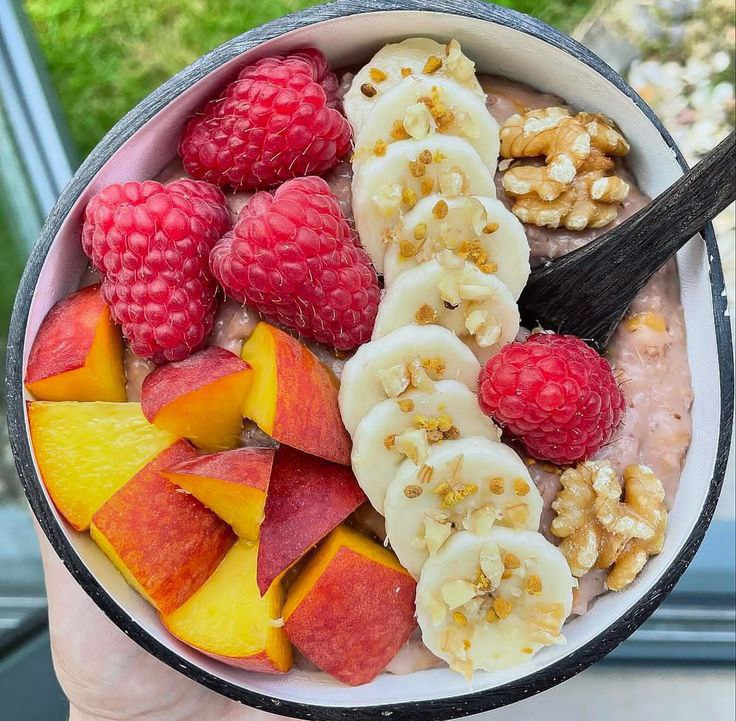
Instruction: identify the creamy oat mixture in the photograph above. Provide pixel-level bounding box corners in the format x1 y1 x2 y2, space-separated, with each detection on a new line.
94 72 691 663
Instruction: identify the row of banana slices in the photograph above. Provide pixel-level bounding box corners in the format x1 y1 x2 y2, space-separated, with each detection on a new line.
339 39 575 678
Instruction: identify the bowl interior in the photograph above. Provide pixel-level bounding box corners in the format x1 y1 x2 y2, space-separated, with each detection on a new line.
19 7 725 713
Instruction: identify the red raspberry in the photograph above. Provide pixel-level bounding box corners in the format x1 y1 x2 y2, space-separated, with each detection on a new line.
82 179 231 364
178 49 351 190
478 333 625 465
210 176 380 350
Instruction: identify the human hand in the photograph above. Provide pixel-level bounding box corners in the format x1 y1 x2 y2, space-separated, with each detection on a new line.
38 532 283 721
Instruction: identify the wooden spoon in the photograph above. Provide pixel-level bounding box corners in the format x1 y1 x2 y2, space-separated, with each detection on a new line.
518 132 736 350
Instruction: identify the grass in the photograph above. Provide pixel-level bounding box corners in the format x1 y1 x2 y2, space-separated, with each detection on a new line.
25 0 594 158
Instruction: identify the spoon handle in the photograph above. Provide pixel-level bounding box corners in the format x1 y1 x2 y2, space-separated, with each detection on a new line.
519 132 736 348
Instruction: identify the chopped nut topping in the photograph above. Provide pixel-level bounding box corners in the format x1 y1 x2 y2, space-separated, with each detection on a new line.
433 199 449 219
434 150 447 163
452 611 468 626
419 149 433 165
360 82 377 98
503 552 521 570
377 363 410 397
423 55 443 74
438 169 464 196
529 602 566 644
409 357 435 391
551 461 667 590
504 503 530 529
415 303 437 325
404 102 435 140
445 426 461 440
521 646 534 654
486 608 500 623
414 222 428 240
514 479 531 496
489 477 506 495
420 178 435 195
404 484 423 499
384 434 396 449
492 597 513 619
401 66 412 77
500 106 631 229
445 39 476 84
424 513 451 554
482 222 499 234
391 120 411 141
373 139 387 156
394 428 430 466
397 398 415 412
372 182 403 217
369 67 387 82
409 160 426 177
526 574 543 595
442 579 476 609
501 569 513 580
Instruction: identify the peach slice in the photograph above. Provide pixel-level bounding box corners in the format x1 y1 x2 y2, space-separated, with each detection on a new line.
91 441 236 614
141 346 252 451
162 540 292 673
24 285 126 402
257 446 365 594
283 524 416 685
163 447 275 541
240 322 351 465
28 401 178 530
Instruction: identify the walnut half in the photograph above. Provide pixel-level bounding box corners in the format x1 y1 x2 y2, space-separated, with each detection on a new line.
500 107 631 230
550 461 667 591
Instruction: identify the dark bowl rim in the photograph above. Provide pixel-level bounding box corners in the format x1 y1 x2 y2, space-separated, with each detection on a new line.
5 1 734 719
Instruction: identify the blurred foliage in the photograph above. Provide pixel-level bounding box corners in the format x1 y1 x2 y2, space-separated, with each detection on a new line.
25 0 593 157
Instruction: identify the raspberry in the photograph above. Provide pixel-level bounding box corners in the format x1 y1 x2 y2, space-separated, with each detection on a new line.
82 179 231 364
210 176 380 350
179 49 351 190
478 333 625 465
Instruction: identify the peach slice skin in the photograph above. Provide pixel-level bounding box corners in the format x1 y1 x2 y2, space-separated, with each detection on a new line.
28 401 178 530
162 540 292 673
284 524 416 686
257 446 366 595
240 322 351 465
91 441 236 614
141 346 252 452
163 447 275 541
24 285 126 402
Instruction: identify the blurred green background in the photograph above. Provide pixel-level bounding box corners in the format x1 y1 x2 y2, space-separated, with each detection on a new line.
25 0 593 158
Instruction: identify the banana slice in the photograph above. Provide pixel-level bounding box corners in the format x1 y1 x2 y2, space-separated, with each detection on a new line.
383 195 531 298
372 258 520 362
384 437 542 578
416 528 575 677
352 380 501 513
352 136 494 271
344 38 484 134
353 76 499 172
338 324 480 435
